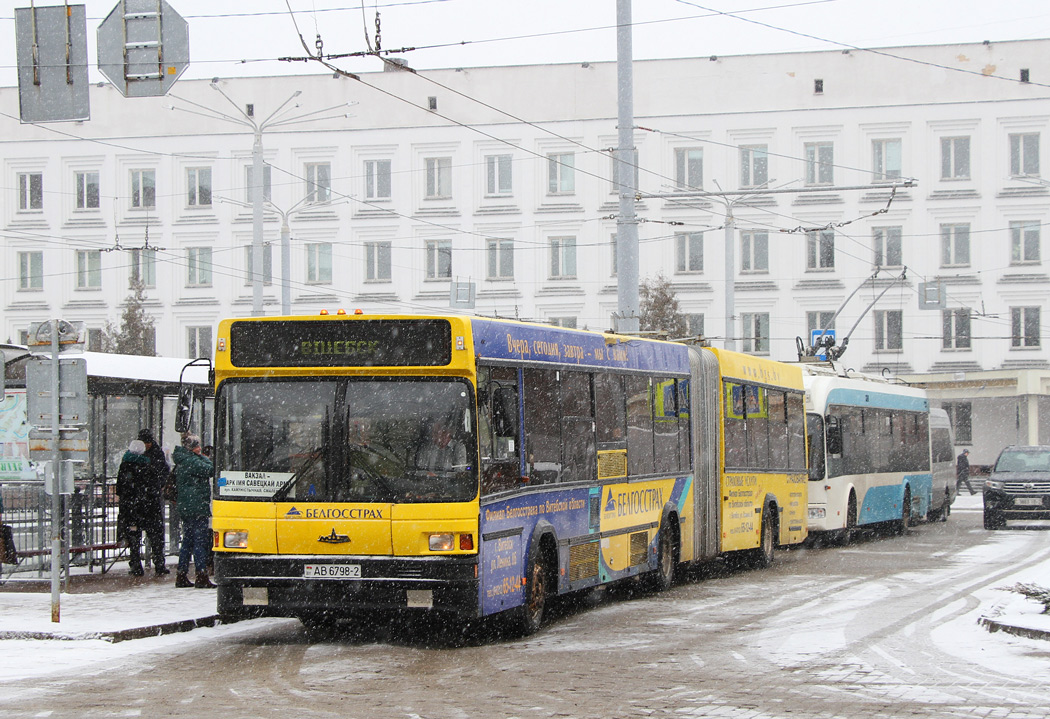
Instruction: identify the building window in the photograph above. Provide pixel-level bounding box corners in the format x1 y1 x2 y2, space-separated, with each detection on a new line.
1011 306 1041 348
940 137 970 180
485 155 512 196
547 152 575 194
244 244 273 286
675 232 703 273
425 239 452 279
306 242 333 284
305 162 331 203
187 326 212 359
129 248 156 288
942 308 971 350
425 157 452 199
18 172 43 211
365 159 392 200
549 236 577 278
130 169 156 209
186 167 212 207
76 250 102 289
187 247 213 287
807 311 836 339
609 149 639 195
740 231 769 273
741 313 770 354
873 226 902 268
18 251 43 290
874 309 903 351
806 230 835 270
549 317 577 329
804 142 834 185
87 328 103 352
1010 221 1041 264
1009 133 1040 177
740 145 768 188
941 223 970 267
365 241 392 281
75 171 100 210
675 148 703 190
685 313 704 337
244 164 272 203
942 401 972 443
872 138 902 182
486 238 514 279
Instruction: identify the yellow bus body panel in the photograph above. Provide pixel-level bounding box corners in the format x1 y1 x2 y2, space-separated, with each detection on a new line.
274 503 393 555
391 502 479 557
720 471 808 552
212 500 278 554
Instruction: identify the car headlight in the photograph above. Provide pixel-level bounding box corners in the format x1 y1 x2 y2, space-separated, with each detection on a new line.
984 480 1003 491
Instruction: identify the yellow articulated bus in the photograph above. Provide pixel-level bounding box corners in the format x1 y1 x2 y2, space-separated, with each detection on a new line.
208 313 807 634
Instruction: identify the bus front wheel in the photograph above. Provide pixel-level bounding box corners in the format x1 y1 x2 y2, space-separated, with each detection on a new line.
514 552 548 636
753 510 775 569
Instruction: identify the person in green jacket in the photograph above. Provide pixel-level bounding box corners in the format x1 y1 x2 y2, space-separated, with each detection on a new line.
172 434 215 588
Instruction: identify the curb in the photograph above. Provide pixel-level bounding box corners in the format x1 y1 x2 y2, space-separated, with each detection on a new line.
979 616 1050 642
0 614 225 643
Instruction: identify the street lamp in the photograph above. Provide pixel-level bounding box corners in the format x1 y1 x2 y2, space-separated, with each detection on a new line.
170 83 355 315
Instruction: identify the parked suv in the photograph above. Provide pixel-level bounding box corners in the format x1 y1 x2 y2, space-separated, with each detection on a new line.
983 445 1050 529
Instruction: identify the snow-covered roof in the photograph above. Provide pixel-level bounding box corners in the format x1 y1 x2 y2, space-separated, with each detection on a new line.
80 353 210 386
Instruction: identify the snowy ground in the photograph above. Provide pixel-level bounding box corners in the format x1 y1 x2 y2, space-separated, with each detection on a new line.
0 492 1048 687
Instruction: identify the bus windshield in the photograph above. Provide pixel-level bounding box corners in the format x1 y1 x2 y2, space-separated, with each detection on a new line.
218 378 477 503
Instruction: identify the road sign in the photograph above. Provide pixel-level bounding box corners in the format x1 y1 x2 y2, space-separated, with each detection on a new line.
810 329 836 360
97 0 189 97
26 358 89 428
15 5 91 123
30 431 89 465
27 320 85 351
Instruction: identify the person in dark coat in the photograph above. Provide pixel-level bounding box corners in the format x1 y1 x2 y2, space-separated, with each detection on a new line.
116 439 168 576
172 434 215 588
956 449 974 495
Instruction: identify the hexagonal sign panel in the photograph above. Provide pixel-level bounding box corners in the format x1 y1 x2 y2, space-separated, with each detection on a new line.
97 0 189 97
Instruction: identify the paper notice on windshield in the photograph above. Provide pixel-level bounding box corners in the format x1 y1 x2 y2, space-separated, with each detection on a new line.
218 471 295 497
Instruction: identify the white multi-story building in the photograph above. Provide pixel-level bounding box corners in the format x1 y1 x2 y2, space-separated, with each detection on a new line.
3 39 1049 462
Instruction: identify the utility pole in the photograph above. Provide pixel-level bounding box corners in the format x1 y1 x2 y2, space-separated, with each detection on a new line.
615 0 639 333
641 181 915 351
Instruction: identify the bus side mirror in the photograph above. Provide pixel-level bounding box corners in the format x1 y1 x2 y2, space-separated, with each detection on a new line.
175 386 193 433
826 416 843 456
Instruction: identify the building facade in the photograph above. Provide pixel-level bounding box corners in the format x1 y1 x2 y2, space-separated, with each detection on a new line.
3 39 1049 462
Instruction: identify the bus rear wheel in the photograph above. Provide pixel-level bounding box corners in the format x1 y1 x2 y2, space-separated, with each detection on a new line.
646 522 677 592
751 510 775 569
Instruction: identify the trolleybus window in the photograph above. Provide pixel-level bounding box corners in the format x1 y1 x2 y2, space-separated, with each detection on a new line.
218 378 477 503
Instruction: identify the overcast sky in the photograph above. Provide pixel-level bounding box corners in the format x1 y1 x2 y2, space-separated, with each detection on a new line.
2 0 1050 88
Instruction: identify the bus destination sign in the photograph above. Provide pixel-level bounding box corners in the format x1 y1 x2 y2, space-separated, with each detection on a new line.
229 319 453 367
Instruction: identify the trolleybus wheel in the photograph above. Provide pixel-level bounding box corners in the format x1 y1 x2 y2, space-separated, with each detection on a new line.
835 493 857 546
895 488 912 535
941 490 951 522
752 510 775 569
515 553 548 636
647 522 677 592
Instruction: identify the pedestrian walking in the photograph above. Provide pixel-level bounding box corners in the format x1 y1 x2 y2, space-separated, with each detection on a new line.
116 438 168 576
172 434 215 589
956 448 975 495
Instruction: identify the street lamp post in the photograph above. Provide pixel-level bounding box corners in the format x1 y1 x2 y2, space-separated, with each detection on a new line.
170 83 355 316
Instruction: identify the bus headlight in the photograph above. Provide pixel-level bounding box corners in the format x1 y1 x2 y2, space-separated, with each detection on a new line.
224 531 249 548
428 533 454 551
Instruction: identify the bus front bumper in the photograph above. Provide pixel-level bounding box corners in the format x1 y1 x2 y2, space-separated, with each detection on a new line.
214 553 480 620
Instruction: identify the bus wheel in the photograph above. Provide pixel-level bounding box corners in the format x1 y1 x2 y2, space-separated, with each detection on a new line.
647 523 677 592
895 488 912 535
753 511 775 569
940 489 951 522
515 553 548 636
834 493 857 546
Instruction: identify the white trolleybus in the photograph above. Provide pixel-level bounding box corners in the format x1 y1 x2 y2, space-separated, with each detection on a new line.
802 363 933 543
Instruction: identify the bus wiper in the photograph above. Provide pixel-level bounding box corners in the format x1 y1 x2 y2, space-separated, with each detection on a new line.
272 448 323 501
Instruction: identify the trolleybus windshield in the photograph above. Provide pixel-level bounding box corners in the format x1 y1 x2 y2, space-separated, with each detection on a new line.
217 378 477 503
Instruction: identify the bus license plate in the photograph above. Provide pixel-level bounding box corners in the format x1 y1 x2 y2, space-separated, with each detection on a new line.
304 564 361 579
1015 498 1043 506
